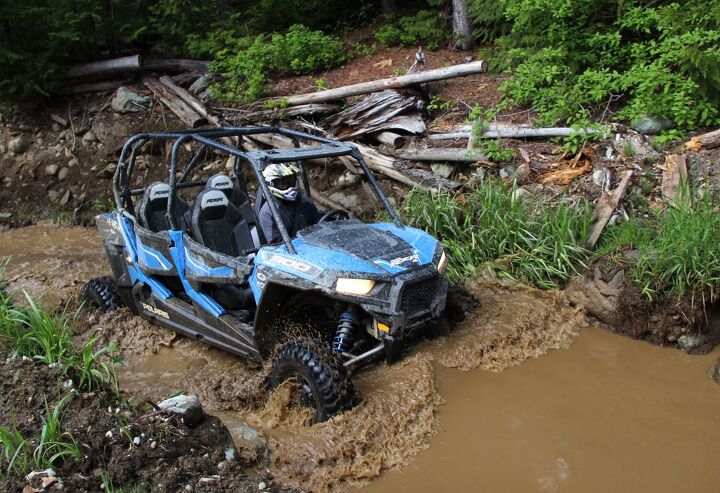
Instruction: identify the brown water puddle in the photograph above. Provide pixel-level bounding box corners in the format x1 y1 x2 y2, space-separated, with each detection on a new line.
4 225 720 493
0 224 106 306
366 327 720 493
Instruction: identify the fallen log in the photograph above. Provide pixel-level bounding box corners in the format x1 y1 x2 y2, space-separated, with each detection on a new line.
144 76 207 128
429 125 599 140
63 55 142 80
248 132 429 189
374 131 406 148
396 148 487 162
660 154 689 206
322 90 426 140
685 129 720 152
231 103 340 123
56 79 128 95
274 60 489 106
144 59 210 74
159 76 216 123
403 167 463 190
587 170 633 249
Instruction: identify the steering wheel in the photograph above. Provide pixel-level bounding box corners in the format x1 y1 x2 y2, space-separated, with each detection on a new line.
318 209 350 223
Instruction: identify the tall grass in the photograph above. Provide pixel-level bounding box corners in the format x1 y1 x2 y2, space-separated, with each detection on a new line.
0 424 32 477
34 395 83 468
404 182 591 288
598 190 720 302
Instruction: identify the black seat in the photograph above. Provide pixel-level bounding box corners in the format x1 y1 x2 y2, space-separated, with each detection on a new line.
190 188 255 257
138 182 190 232
207 174 263 247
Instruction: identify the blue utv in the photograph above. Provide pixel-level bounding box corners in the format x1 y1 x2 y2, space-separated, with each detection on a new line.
83 126 448 422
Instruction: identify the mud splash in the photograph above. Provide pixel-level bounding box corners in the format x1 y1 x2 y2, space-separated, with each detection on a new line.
1 225 586 492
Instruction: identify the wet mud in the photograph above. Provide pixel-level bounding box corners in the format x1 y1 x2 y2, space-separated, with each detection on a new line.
3 225 720 493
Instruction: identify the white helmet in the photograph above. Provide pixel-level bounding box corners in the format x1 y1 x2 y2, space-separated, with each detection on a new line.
262 163 300 201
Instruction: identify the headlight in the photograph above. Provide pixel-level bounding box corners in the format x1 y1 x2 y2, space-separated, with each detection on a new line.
437 251 448 274
335 278 376 295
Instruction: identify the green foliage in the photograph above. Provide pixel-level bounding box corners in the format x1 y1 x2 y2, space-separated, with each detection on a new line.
375 10 449 49
73 334 121 394
403 182 591 288
0 424 32 477
493 0 720 131
468 0 510 44
34 395 83 468
598 187 720 302
12 294 75 365
210 24 346 102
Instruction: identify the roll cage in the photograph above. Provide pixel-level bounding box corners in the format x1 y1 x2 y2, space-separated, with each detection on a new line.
113 126 403 254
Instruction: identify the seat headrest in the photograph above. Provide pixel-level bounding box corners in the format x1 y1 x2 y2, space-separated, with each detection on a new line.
199 189 229 210
148 182 170 202
207 174 233 194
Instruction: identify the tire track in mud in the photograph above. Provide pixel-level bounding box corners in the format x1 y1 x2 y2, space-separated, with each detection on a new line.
0 225 586 492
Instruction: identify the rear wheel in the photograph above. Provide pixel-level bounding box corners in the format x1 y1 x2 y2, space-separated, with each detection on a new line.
270 337 357 423
80 276 122 312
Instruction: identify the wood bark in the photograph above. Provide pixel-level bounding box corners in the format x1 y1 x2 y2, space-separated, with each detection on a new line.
587 170 633 249
231 103 340 123
685 128 720 151
322 90 426 140
452 0 475 50
63 55 142 80
144 76 207 128
56 79 127 95
396 148 487 162
274 60 489 106
143 59 210 74
661 154 689 205
159 75 217 124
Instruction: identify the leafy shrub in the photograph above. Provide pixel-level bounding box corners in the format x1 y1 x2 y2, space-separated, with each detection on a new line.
404 182 590 288
375 10 449 50
490 0 720 132
210 24 346 102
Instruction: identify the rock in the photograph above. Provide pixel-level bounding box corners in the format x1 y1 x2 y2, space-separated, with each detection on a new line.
336 171 361 188
235 422 268 458
677 333 710 354
48 190 61 202
189 75 212 95
50 114 68 127
708 358 720 384
97 163 117 179
197 476 220 486
41 476 58 488
0 212 12 220
8 134 29 154
92 120 130 154
58 167 69 181
111 87 151 113
631 115 673 135
132 436 140 445
258 482 267 491
158 394 205 427
60 190 72 206
45 164 59 176
68 158 79 168
499 166 514 179
511 188 528 201
613 133 660 162
430 163 455 179
184 485 193 492
82 131 97 144
51 123 61 133
592 169 611 191
329 192 358 209
26 469 55 481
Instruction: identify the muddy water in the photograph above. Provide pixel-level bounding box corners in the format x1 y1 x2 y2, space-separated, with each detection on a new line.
3 225 720 493
366 328 720 493
0 224 106 306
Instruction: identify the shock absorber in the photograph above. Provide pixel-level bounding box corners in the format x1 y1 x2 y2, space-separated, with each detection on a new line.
333 310 358 353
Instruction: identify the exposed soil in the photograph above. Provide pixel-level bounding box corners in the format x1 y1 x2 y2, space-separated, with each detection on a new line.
0 357 277 493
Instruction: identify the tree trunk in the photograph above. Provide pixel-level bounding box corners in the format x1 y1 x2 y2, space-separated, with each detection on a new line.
274 60 489 106
381 0 399 15
143 59 210 74
685 128 720 151
56 79 127 95
452 0 475 50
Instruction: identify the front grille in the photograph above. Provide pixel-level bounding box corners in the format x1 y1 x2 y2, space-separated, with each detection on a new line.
399 276 439 316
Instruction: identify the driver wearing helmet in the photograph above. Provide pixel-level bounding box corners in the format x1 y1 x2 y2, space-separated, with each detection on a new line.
258 163 322 244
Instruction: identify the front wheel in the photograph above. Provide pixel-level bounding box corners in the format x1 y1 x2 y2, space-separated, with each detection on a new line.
80 276 122 312
270 338 357 423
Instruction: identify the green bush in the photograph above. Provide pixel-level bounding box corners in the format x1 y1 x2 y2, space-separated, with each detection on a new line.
375 10 449 50
491 0 720 132
404 182 590 288
468 0 510 44
210 24 346 102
